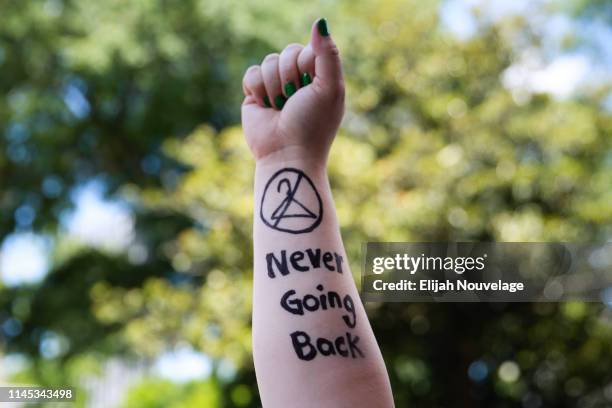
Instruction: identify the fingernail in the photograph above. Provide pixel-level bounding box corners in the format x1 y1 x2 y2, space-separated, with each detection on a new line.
274 94 286 109
300 72 311 87
284 81 297 97
263 95 272 108
317 18 329 37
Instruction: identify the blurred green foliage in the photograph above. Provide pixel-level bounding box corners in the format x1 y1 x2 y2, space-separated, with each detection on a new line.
121 378 220 408
1 0 611 407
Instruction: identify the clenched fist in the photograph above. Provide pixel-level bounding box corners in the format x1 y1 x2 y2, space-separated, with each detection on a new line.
241 18 345 164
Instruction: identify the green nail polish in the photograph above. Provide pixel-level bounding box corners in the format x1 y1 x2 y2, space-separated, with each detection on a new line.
274 94 286 109
284 81 297 97
263 95 272 108
301 72 311 86
317 18 329 36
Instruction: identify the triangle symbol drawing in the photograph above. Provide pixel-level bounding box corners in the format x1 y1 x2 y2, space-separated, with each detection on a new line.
271 196 316 220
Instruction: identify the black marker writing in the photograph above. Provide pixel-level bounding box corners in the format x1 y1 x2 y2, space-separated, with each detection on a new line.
280 284 356 328
290 331 365 361
266 248 344 278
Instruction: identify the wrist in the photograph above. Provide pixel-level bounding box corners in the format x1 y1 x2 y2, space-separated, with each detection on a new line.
255 146 328 173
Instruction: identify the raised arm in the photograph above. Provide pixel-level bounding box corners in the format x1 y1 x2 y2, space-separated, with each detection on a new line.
241 19 394 408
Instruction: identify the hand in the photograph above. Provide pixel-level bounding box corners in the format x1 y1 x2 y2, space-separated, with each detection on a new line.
241 18 345 164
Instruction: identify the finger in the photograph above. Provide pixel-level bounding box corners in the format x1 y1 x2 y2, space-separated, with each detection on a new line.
310 18 343 86
297 44 315 87
242 65 270 108
279 43 303 98
261 53 285 110
242 94 258 106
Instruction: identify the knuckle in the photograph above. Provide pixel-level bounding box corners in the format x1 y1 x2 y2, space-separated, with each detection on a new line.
246 65 260 74
328 44 340 57
298 46 312 59
297 54 313 70
279 63 295 77
244 65 260 80
283 43 303 54
262 53 279 63
244 75 261 89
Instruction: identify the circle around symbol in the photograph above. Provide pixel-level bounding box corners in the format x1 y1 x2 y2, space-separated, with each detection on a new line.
260 167 323 234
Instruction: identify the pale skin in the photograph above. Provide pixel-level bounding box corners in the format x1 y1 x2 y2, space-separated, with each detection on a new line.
241 18 394 408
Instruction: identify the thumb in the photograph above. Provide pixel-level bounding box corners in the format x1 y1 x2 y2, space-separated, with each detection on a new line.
310 18 343 86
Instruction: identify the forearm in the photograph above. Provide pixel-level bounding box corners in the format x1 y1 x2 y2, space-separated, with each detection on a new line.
252 151 393 407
